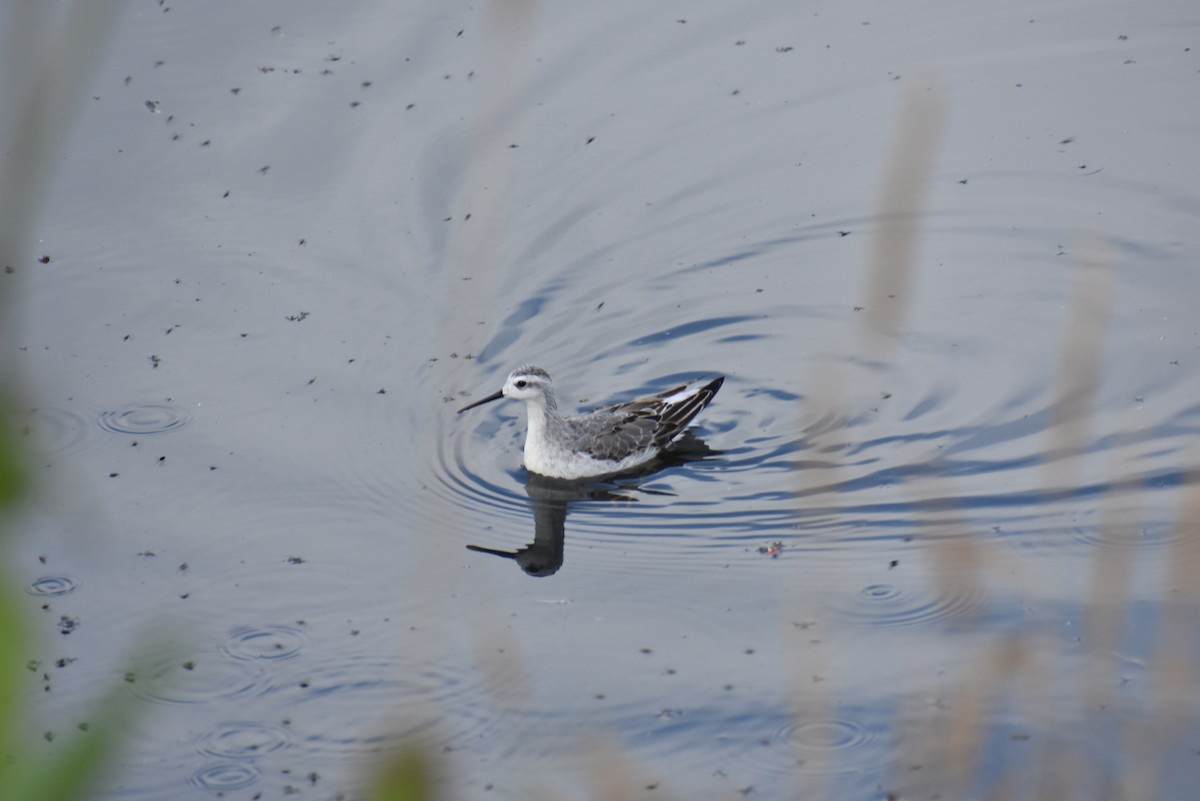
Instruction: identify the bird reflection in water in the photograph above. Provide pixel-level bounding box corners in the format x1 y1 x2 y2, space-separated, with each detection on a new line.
466 431 719 577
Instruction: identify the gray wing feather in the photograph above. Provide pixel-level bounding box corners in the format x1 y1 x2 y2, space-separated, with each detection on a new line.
571 410 658 461
572 376 724 461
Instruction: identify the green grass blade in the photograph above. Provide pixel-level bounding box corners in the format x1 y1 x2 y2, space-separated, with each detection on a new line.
369 746 436 801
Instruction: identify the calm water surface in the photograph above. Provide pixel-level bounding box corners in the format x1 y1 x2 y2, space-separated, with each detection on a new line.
7 0 1199 798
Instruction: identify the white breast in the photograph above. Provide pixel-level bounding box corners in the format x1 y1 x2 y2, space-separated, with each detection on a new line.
521 412 656 479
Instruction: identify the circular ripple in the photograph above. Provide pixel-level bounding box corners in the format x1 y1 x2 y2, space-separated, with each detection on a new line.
786 718 870 753
266 656 472 756
97 403 190 435
27 575 79 597
860 583 901 602
633 700 888 782
26 407 93 454
196 721 293 759
432 418 537 520
125 650 269 706
825 581 986 628
775 717 878 773
188 762 260 793
1068 521 1186 552
221 624 307 661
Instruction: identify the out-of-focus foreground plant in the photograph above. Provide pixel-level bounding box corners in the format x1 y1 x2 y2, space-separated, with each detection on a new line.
0 408 134 801
0 3 439 798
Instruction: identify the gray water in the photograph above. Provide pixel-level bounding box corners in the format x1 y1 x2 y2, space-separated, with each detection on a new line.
6 0 1200 799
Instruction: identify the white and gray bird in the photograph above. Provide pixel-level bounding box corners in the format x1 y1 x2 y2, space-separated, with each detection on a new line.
458 365 724 480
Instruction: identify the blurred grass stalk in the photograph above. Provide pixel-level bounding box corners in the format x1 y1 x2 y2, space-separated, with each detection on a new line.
0 3 138 799
834 77 1199 801
0 3 446 799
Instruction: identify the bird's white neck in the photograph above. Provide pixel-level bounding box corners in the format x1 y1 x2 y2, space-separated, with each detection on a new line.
525 399 549 438
521 398 556 475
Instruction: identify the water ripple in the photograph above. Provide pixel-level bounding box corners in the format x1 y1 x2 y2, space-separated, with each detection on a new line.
195 721 293 759
633 700 888 785
125 650 270 706
221 624 308 662
27 575 79 597
773 716 881 774
1067 520 1186 552
270 657 449 756
188 762 260 793
825 581 987 629
25 406 93 454
97 403 190 435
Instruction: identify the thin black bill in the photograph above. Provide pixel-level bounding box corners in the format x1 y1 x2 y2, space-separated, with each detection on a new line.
457 389 504 413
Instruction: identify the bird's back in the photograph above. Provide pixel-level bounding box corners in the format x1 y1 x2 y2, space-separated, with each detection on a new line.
567 375 724 463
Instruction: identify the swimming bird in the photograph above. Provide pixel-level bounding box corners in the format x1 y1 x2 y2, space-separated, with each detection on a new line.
458 365 724 480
